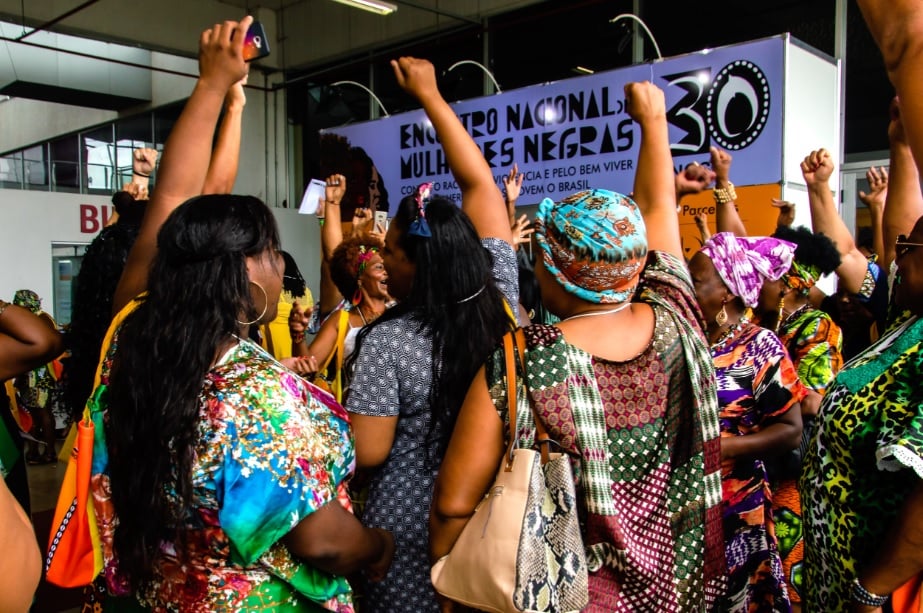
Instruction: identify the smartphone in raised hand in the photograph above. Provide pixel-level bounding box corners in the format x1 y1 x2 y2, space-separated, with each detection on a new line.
242 21 270 62
374 210 389 230
298 179 326 215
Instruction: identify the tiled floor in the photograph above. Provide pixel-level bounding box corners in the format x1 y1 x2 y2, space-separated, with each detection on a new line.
26 451 66 514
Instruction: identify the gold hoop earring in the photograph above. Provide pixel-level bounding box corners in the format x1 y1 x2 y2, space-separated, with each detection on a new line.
237 281 268 326
775 295 786 334
715 301 728 326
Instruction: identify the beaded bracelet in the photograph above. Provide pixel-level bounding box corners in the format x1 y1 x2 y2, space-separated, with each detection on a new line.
852 577 889 607
713 181 737 205
291 332 306 344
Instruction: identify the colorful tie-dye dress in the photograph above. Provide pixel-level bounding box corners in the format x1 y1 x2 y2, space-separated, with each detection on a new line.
712 323 804 613
88 336 358 612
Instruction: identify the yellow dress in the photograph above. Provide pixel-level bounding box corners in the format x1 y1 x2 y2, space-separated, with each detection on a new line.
261 289 313 360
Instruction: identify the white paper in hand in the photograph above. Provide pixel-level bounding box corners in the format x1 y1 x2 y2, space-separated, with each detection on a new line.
298 179 327 215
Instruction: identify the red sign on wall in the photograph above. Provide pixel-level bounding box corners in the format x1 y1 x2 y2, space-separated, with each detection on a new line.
79 204 113 234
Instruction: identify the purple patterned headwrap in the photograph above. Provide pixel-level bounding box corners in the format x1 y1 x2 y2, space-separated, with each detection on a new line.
699 232 796 308
534 189 647 304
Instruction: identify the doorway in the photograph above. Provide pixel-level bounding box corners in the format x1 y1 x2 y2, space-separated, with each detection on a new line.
51 244 88 326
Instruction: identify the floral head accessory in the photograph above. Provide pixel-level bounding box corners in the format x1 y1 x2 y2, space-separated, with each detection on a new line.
351 244 380 305
408 182 433 238
354 244 379 279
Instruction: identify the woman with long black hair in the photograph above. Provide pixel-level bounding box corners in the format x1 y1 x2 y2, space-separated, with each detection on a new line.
88 17 393 611
344 57 518 612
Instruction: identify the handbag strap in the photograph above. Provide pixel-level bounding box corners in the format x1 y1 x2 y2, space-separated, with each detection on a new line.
504 328 554 467
318 309 350 373
316 309 350 403
502 331 519 472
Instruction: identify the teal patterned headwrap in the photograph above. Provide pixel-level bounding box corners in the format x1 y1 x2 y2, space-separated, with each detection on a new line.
534 189 648 304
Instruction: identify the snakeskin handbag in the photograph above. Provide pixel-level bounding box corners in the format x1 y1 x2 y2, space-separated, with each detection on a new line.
431 329 589 613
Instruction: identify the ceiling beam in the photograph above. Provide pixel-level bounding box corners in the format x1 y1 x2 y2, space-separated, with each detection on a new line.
393 0 481 25
17 0 101 41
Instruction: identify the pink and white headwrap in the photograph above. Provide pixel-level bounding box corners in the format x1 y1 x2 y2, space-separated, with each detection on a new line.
698 232 796 308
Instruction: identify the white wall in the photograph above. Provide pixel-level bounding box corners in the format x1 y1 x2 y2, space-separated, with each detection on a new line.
0 189 321 322
0 189 108 305
781 37 841 228
274 207 322 305
780 38 842 295
0 99 116 152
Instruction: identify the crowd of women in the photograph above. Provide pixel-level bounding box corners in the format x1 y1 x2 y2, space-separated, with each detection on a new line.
1 1 922 611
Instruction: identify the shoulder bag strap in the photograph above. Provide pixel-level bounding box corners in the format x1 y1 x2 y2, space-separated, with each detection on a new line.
502 331 520 472
512 328 552 464
333 309 350 394
316 309 351 374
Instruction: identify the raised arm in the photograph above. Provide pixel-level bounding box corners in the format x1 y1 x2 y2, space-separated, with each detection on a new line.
625 81 682 258
858 166 888 261
802 148 869 294
202 76 247 195
857 0 923 176
771 198 796 229
694 212 712 243
502 163 523 224
392 57 511 245
112 17 251 314
0 301 64 381
320 175 347 263
882 100 923 272
711 147 748 236
675 161 715 204
316 176 348 316
129 147 158 199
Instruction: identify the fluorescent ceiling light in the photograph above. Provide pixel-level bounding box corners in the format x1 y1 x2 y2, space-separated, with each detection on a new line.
329 0 398 15
573 66 594 75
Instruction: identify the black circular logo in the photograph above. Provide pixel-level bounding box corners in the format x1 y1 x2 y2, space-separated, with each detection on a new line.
706 60 771 151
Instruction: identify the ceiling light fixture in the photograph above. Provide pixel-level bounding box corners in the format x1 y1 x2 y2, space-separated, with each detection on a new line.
572 66 595 75
329 0 397 16
331 80 390 116
609 13 663 61
445 60 502 93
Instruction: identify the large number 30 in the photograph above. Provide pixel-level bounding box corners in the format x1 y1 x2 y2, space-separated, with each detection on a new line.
664 61 771 157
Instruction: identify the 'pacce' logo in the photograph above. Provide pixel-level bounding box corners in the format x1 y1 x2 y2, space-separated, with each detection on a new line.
663 60 772 156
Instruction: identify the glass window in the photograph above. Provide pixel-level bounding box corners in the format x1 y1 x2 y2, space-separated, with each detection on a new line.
116 114 153 187
23 144 48 191
51 135 80 193
154 103 183 150
82 125 115 195
0 150 23 189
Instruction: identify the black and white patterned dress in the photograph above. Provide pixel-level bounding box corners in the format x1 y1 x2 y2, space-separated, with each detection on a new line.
347 238 519 612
